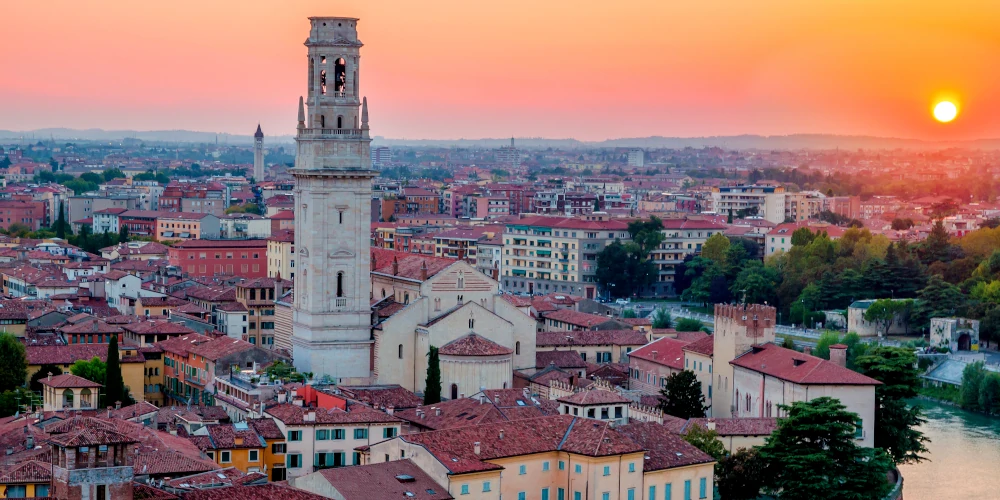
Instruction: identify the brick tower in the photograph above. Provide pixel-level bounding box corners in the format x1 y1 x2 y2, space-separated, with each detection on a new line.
712 303 776 417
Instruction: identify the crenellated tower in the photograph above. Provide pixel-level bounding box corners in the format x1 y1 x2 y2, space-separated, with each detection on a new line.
290 17 376 382
711 303 776 417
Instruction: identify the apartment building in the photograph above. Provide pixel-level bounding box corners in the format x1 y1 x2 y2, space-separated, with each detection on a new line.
709 185 787 224
783 191 825 222
168 239 268 278
156 212 221 241
647 218 728 297
235 277 291 348
266 230 295 279
433 226 498 263
502 215 630 299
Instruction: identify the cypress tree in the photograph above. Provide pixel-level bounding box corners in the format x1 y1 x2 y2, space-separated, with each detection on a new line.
103 335 130 407
423 346 442 404
118 223 129 244
56 201 66 239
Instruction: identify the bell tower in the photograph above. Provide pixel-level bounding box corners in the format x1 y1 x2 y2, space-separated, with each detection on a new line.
290 16 376 382
253 124 264 181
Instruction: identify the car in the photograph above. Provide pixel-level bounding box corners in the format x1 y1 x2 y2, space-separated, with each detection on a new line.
615 298 630 305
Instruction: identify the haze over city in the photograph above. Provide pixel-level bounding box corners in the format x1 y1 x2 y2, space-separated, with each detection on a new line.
4 0 1000 141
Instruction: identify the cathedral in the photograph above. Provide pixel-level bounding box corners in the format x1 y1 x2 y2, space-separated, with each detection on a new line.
288 17 535 395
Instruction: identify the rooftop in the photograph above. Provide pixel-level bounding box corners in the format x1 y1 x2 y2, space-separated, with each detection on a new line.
730 343 882 386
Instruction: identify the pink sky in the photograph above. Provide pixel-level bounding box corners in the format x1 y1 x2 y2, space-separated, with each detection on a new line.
3 0 1000 141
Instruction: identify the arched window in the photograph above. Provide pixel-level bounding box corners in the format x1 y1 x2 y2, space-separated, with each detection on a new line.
320 115 325 128
745 394 751 412
320 69 327 95
404 292 409 304
337 115 343 129
515 341 521 355
381 289 386 298
336 272 344 298
398 344 403 359
80 388 92 409
434 298 441 311
62 389 74 408
457 271 465 289
468 319 474 329
334 58 346 93
451 384 458 400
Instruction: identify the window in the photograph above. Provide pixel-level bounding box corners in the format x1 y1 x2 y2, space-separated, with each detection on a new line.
271 443 286 453
315 452 346 468
336 272 344 297
628 462 635 473
542 488 550 500
574 493 582 500
398 344 404 359
855 419 864 439
316 429 330 440
354 428 368 439
333 429 345 440
288 430 302 441
628 489 635 500
649 486 656 499
558 461 565 470
483 481 491 492
542 461 550 471
516 341 521 355
384 427 397 438
602 493 610 500
574 464 582 474
518 493 526 500
220 450 231 463
461 485 469 495
699 478 707 499
684 480 691 500
603 466 610 476
665 483 672 500
558 488 565 500
519 464 526 475
249 449 259 462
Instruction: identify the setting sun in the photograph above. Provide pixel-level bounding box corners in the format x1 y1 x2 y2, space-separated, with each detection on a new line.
933 101 958 123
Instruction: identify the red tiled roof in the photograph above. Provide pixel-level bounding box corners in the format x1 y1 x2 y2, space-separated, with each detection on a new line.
401 415 643 474
338 385 423 410
370 248 457 282
730 343 881 386
25 344 110 365
59 318 123 335
536 350 586 369
181 483 327 500
619 317 652 326
264 403 402 425
247 418 284 441
682 335 715 356
313 459 452 500
204 424 266 449
615 421 715 472
684 418 778 437
537 329 649 347
507 216 629 231
39 373 102 389
543 309 620 328
165 467 265 490
188 336 257 361
171 239 268 249
628 336 691 370
438 333 512 357
500 294 532 308
557 389 631 406
0 460 51 483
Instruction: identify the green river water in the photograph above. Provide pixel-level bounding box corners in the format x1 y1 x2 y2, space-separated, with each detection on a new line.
898 399 1000 499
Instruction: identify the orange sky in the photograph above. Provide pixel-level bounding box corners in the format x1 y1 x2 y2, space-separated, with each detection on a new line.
4 0 1000 141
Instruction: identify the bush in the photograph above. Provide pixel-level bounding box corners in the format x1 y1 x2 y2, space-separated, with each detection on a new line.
675 318 703 332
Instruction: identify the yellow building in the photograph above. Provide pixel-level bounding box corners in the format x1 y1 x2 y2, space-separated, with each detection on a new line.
266 230 295 280
0 461 52 498
156 213 220 241
249 418 288 482
134 295 189 317
199 423 269 477
369 415 715 500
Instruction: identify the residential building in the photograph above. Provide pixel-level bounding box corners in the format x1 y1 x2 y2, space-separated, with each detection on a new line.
160 333 285 406
263 403 402 479
502 215 630 298
765 221 846 256
433 226 497 263
536 329 648 364
627 334 708 395
168 239 268 278
156 212 221 241
475 235 502 281
235 277 291 348
266 230 295 279
221 213 272 239
783 191 825 222
92 207 128 234
709 185 787 224
290 459 451 500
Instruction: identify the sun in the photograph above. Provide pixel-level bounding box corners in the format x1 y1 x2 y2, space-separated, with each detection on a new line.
933 101 958 123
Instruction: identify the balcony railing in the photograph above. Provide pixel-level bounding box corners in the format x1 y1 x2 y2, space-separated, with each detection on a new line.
299 128 365 138
335 298 348 308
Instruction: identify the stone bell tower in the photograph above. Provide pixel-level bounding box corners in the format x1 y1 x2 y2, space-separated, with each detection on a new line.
290 16 376 382
253 124 265 181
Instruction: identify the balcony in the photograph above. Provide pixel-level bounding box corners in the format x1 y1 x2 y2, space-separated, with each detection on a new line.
299 128 365 138
335 298 348 308
185 374 205 387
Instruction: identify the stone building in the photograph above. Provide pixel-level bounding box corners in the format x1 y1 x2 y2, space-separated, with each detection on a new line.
290 17 377 382
930 317 980 352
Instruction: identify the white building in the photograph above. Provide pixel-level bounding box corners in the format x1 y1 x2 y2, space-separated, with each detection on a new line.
627 149 644 167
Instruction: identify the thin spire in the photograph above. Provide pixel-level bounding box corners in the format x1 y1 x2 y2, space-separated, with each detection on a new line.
361 96 369 130
297 96 305 129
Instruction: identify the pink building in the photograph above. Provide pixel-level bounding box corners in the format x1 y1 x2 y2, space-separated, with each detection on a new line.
627 336 700 395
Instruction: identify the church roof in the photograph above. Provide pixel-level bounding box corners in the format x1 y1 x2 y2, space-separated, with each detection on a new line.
254 124 264 139
438 332 512 357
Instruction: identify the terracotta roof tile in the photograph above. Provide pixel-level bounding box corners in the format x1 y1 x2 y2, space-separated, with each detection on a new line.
313 459 452 500
0 460 51 483
615 421 715 472
543 309 622 328
684 418 778 436
182 484 327 500
338 385 424 410
264 403 402 425
557 389 631 406
39 373 102 389
628 336 691 370
730 343 881 386
370 249 457 281
682 335 715 356
438 333 512 357
536 350 586 369
537 329 649 347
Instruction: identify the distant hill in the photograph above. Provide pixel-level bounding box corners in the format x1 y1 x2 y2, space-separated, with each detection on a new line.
2 128 999 151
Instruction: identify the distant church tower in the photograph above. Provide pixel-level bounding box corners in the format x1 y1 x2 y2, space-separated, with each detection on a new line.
290 17 376 382
253 124 265 181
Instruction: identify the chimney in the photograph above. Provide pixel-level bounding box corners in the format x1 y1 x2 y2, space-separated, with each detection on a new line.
107 406 113 418
706 418 716 431
803 346 812 355
25 435 33 449
92 320 98 332
420 261 428 281
116 401 122 410
386 405 394 415
434 407 441 417
829 344 848 367
392 257 399 276
499 429 504 440
474 442 481 455
651 350 658 360
305 411 316 422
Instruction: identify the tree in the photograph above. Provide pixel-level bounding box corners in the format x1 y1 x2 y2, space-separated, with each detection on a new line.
102 168 126 182
424 346 442 404
104 335 131 407
596 241 658 298
675 318 703 332
919 220 951 264
681 423 726 461
56 201 67 239
790 227 816 247
621 309 638 318
862 298 913 335
651 308 672 329
118 223 129 244
912 276 966 332
716 448 771 500
71 357 106 386
758 397 894 500
853 347 929 465
961 361 986 411
0 388 39 418
657 370 708 418
701 233 731 265
891 218 915 230
0 333 27 393
29 365 63 392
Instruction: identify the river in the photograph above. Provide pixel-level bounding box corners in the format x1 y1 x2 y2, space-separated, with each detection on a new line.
899 399 1000 499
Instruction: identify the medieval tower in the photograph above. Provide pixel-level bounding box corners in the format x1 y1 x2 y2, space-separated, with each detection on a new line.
712 303 776 417
253 124 265 181
290 17 376 382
